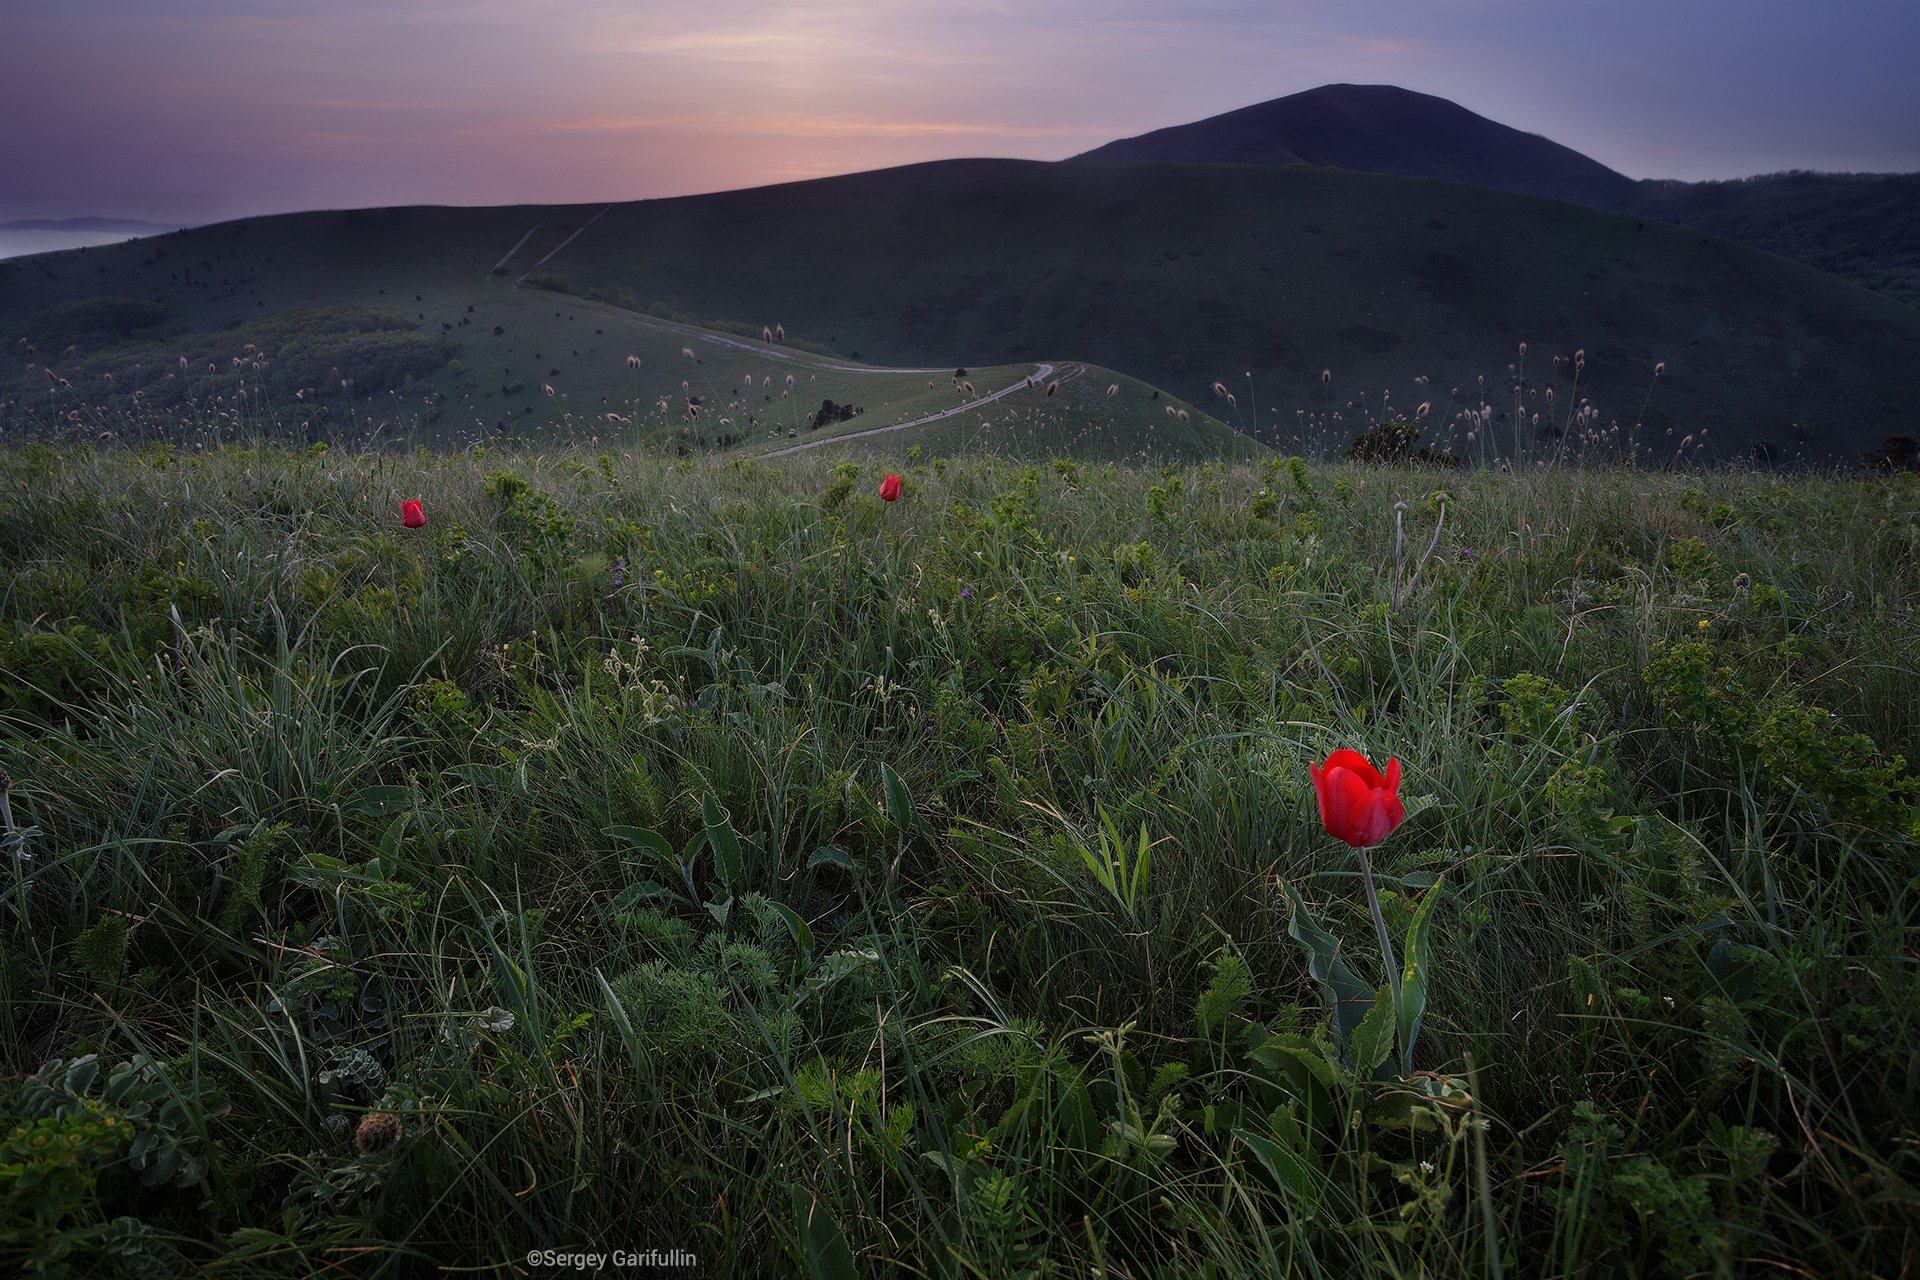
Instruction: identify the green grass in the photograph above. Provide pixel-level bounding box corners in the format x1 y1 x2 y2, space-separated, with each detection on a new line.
6 161 1920 464
1 276 1249 462
1 442 1916 1275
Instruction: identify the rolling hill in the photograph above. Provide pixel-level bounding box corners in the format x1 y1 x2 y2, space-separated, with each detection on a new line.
4 158 1918 464
1072 83 1642 209
1073 83 1920 308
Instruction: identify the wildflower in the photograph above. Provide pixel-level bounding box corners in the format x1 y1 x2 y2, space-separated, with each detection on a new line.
960 587 972 599
612 560 625 588
1309 749 1405 849
401 499 426 529
1698 618 1711 629
878 473 902 502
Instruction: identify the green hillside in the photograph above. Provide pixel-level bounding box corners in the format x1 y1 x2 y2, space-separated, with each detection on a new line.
1633 171 1920 309
0 269 1246 462
4 159 1918 463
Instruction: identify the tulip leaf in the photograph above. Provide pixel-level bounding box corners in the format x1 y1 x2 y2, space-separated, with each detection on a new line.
880 763 924 838
1350 984 1396 1075
701 794 744 892
1397 877 1445 1077
1281 882 1374 1059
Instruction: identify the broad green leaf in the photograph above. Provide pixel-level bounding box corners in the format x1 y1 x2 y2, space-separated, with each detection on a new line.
1397 877 1446 1076
1249 1032 1344 1095
1281 881 1374 1054
343 785 413 818
792 1186 860 1280
701 794 744 891
806 845 857 873
1235 1128 1326 1212
881 762 920 837
604 825 677 869
1350 984 1396 1074
442 762 509 790
611 881 675 910
764 899 814 960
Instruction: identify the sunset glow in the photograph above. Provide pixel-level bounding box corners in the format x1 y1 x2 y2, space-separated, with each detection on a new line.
4 0 1917 224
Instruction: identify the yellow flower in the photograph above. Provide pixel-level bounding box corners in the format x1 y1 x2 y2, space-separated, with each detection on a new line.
1698 619 1711 629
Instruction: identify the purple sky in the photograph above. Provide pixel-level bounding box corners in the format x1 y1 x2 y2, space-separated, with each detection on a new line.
4 0 1917 225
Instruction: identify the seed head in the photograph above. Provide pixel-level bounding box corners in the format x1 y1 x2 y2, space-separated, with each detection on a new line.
354 1112 402 1156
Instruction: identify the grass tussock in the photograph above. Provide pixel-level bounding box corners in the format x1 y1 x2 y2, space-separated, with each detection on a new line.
1 442 1916 1275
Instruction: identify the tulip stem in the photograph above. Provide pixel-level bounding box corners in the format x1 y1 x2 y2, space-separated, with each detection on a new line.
1357 846 1405 1072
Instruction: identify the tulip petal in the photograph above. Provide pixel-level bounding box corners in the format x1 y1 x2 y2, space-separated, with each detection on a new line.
1321 748 1386 790
1324 765 1377 848
1356 789 1406 847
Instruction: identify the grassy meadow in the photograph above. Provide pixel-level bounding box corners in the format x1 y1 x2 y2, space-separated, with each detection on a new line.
1 441 1916 1275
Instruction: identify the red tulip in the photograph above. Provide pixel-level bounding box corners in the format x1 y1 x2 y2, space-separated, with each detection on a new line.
878 473 902 502
1309 749 1405 848
401 499 426 528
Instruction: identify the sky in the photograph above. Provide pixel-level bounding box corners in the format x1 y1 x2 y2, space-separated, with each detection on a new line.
3 0 1917 226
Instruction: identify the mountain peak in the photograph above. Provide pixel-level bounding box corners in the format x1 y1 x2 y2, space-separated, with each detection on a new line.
1070 83 1638 207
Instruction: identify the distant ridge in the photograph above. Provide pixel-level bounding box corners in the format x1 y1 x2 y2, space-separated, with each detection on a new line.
0 218 182 234
1071 83 1641 208
1070 84 1920 306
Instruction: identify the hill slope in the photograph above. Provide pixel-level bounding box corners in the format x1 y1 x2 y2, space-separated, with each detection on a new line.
1073 83 1920 308
4 159 1918 463
1071 83 1641 209
1635 172 1920 308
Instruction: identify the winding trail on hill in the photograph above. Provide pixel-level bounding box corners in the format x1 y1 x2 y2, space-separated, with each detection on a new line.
515 205 615 283
487 223 544 280
760 363 1064 457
